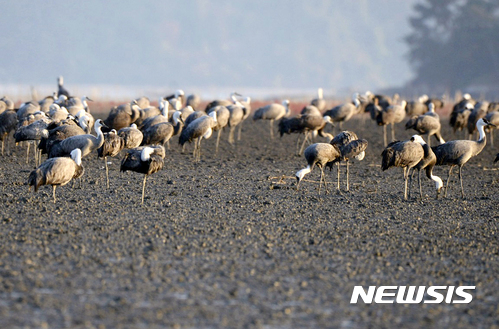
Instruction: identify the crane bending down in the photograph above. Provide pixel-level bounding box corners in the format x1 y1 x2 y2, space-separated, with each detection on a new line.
409 135 443 199
295 143 341 194
28 148 84 203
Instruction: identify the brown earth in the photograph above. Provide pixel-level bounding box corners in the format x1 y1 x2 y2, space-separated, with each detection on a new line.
0 108 498 328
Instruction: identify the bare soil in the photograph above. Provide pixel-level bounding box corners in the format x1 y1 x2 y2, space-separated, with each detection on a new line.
0 111 498 328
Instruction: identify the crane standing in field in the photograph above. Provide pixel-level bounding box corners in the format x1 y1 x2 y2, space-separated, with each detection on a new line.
28 148 84 203
432 118 495 198
381 137 424 200
120 146 165 204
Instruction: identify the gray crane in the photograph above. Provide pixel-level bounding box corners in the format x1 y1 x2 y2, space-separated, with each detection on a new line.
179 112 217 162
328 131 368 192
206 105 230 154
432 118 495 198
381 137 424 200
295 143 341 194
40 118 85 156
376 100 407 147
104 101 141 131
0 107 18 155
323 93 361 132
408 135 443 199
14 115 51 165
310 88 327 112
120 146 165 204
28 148 84 203
118 124 143 149
97 130 125 188
253 100 290 139
405 113 445 146
48 119 107 158
57 76 70 98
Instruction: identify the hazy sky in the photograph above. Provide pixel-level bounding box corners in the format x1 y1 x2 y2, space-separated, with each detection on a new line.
0 1 419 98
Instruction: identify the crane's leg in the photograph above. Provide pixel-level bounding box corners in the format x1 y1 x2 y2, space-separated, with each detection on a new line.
346 160 350 191
166 140 171 150
269 119 274 139
403 167 408 200
105 156 110 189
52 185 57 203
141 175 147 204
295 134 302 155
321 167 329 193
229 126 235 145
298 132 309 155
491 130 494 147
318 167 324 195
445 166 454 197
459 166 465 199
383 125 387 147
237 121 243 141
391 123 396 142
26 142 30 164
337 162 340 191
216 129 222 154
197 138 203 161
1 138 4 156
418 169 423 200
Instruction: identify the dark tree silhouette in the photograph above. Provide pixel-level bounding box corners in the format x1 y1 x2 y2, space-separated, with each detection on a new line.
406 0 499 93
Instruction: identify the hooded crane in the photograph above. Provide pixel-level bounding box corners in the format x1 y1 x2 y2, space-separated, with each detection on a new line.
97 130 125 188
104 101 141 131
295 143 341 194
432 118 495 198
405 112 445 146
381 137 424 200
28 148 84 203
253 100 290 139
120 146 165 204
48 119 107 158
118 123 143 149
226 103 246 144
14 114 51 165
179 111 218 162
328 131 368 192
408 135 443 199
323 93 361 132
206 105 230 154
40 118 85 156
57 76 70 98
237 97 252 141
0 107 18 155
310 88 327 112
376 100 407 147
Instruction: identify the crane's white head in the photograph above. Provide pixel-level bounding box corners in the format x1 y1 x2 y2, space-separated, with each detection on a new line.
94 119 107 133
317 88 323 99
410 134 426 145
209 111 217 123
244 97 251 104
428 102 435 112
296 165 312 184
70 148 82 166
463 93 471 100
434 175 443 194
56 95 67 104
282 99 290 107
141 146 154 162
323 115 332 124
130 123 137 129
172 110 182 125
75 109 85 118
418 94 429 103
400 100 407 107
58 76 64 85
477 118 496 129
175 90 185 98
